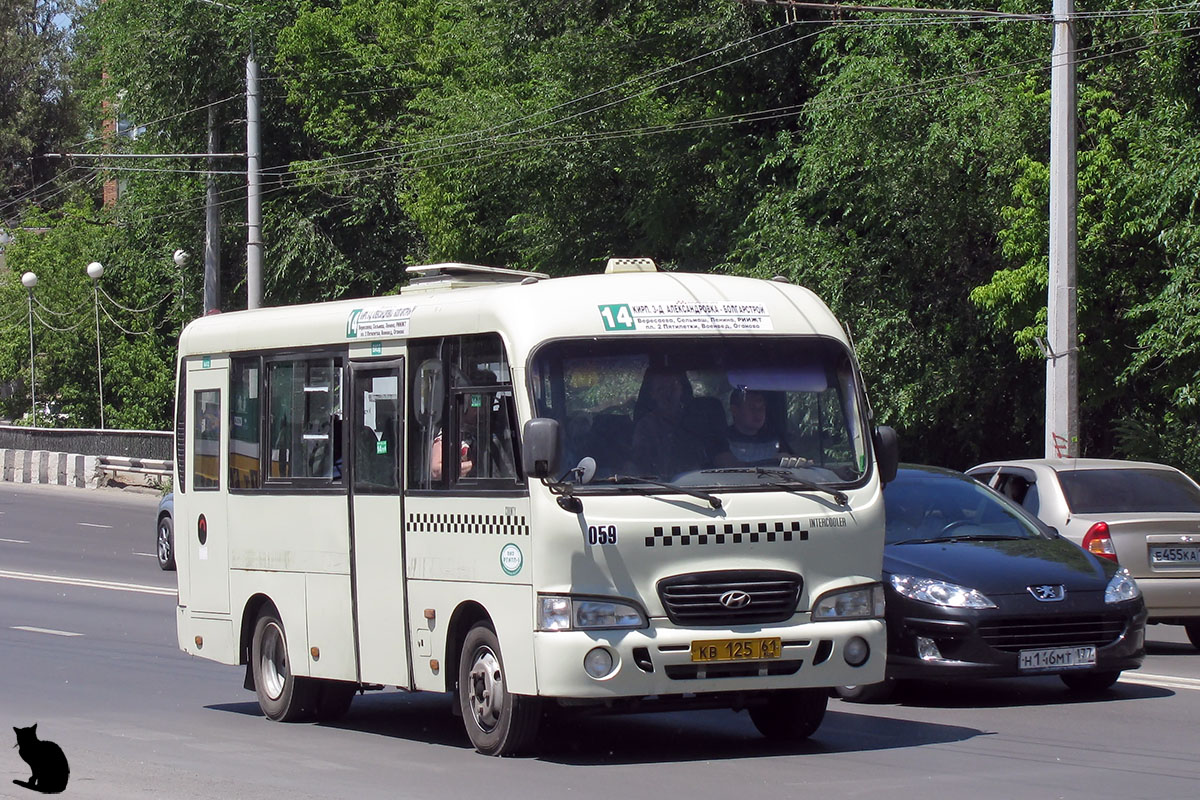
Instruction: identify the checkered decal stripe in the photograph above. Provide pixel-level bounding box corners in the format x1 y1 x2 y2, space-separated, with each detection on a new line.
645 521 808 547
407 512 530 536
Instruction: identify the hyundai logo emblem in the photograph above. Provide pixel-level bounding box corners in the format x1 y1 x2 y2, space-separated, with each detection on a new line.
1028 584 1065 602
719 590 752 609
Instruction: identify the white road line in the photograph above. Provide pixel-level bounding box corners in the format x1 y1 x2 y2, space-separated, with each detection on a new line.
0 538 30 544
11 626 84 637
78 522 113 529
1120 672 1200 691
133 552 157 558
0 569 176 596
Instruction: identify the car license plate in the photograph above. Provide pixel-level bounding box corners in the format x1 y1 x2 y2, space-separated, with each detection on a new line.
690 637 781 662
1149 545 1200 565
1018 645 1097 671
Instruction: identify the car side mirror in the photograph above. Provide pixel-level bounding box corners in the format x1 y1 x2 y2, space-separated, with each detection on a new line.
873 425 899 485
522 418 562 480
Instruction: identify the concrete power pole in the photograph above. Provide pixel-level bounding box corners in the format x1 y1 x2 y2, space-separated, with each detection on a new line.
246 44 263 310
1046 0 1078 458
204 101 221 314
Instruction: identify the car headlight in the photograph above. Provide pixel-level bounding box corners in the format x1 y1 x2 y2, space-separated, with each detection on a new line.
538 595 647 631
811 584 885 620
1105 567 1141 604
890 575 997 609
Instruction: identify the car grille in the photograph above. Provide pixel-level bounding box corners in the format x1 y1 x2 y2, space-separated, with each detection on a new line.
978 616 1125 652
657 570 802 626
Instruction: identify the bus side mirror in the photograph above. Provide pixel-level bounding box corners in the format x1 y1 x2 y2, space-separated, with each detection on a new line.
522 418 562 480
873 425 899 485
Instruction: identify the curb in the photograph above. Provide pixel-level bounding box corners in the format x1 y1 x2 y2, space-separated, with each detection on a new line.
0 449 101 489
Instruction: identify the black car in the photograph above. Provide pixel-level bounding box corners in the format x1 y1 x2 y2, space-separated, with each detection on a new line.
839 465 1146 702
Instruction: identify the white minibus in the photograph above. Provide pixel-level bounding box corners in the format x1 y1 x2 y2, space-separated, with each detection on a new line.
173 258 898 755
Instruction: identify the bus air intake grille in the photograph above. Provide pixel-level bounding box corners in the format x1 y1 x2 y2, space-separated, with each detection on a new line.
977 616 1125 652
657 570 802 626
664 660 802 680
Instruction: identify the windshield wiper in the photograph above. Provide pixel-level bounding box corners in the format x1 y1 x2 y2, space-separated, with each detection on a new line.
701 466 849 506
895 534 1026 545
598 475 723 509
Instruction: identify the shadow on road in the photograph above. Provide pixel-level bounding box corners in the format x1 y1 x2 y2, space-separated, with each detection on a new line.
877 675 1172 710
208 692 986 764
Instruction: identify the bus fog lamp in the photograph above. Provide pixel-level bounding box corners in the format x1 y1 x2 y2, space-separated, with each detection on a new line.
843 636 869 666
583 647 615 678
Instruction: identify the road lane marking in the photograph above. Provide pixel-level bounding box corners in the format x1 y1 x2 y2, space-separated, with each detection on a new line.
133 552 157 558
11 626 84 637
1120 672 1200 692
0 569 176 596
78 522 113 529
0 538 30 544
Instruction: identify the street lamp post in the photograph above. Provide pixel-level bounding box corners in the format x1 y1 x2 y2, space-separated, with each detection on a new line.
87 261 105 429
20 271 37 427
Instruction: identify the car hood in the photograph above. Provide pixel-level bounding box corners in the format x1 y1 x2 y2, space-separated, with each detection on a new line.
884 536 1110 595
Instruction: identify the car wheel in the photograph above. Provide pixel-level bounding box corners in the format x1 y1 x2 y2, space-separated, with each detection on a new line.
1184 622 1200 649
748 688 827 741
458 623 541 756
835 678 895 703
156 514 176 571
1061 670 1121 693
251 609 317 721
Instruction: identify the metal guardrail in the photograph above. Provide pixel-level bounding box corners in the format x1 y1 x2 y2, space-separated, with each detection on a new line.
98 455 173 478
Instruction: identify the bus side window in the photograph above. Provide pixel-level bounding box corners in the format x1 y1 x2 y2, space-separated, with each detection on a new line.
194 389 221 490
266 357 344 484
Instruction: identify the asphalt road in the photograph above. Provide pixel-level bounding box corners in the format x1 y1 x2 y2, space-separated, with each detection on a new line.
2 481 1199 800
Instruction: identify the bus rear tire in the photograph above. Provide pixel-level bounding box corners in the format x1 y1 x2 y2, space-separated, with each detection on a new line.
252 611 317 722
458 623 541 756
748 688 827 742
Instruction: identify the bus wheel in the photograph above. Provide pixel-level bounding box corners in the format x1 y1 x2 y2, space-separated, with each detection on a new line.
835 678 895 703
748 689 827 742
251 611 316 722
457 623 541 756
314 681 357 722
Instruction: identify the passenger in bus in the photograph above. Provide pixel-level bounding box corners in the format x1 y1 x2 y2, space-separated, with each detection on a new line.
727 388 790 464
430 431 472 480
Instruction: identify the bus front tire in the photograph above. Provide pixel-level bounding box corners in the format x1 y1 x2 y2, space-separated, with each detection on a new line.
748 688 827 742
251 611 317 722
457 623 541 756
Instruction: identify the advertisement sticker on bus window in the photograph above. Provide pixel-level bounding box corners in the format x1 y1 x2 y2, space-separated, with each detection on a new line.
500 543 523 576
598 301 772 332
346 305 415 339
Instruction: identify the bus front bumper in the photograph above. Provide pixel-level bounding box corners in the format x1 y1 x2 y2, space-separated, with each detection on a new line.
531 617 885 700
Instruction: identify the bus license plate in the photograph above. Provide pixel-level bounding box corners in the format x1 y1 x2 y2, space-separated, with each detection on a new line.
1150 545 1200 565
691 637 781 662
1018 645 1096 671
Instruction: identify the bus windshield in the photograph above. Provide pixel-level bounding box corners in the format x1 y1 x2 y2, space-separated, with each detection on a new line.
529 336 869 489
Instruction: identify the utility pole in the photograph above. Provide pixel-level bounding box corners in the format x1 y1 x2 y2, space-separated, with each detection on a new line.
1046 0 1078 458
246 43 263 310
205 101 222 314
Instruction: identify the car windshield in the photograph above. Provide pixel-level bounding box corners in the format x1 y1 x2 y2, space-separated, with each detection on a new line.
1058 468 1200 514
528 336 869 489
884 469 1047 544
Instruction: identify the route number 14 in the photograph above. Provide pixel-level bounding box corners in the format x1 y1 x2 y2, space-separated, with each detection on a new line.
598 304 635 331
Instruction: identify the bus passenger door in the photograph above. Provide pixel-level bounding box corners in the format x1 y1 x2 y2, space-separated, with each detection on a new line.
348 360 409 688
185 359 230 614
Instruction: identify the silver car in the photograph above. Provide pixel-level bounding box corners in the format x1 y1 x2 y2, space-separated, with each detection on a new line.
967 458 1200 648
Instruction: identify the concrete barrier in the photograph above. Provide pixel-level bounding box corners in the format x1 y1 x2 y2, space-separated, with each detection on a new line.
0 448 102 488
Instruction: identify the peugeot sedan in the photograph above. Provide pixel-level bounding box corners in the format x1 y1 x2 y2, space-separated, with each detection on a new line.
839 465 1146 702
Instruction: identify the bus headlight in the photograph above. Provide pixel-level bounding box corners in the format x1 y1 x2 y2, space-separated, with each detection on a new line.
538 595 647 631
811 584 886 621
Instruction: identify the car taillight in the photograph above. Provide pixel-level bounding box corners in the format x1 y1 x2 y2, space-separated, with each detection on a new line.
1082 521 1118 561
